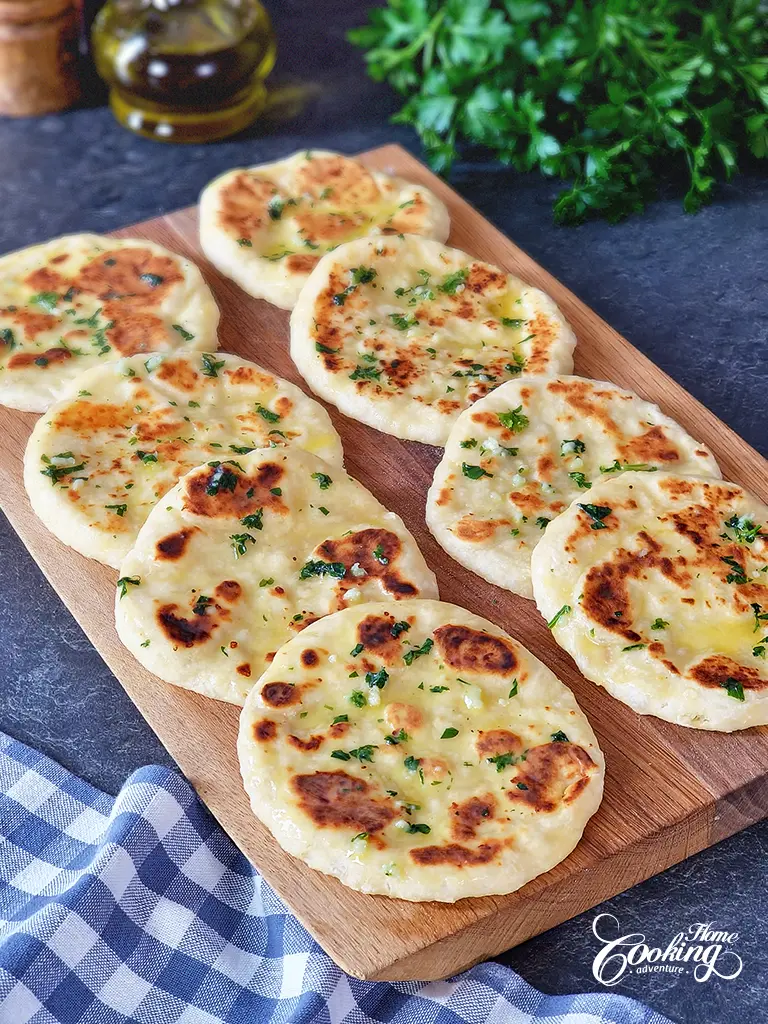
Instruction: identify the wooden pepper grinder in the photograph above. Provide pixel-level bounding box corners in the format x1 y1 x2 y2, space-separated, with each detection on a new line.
0 0 82 116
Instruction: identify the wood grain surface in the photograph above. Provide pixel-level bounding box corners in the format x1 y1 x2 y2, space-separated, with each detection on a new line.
1 144 767 981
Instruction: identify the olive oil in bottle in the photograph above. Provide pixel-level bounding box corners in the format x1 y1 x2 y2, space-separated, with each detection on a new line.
92 0 276 143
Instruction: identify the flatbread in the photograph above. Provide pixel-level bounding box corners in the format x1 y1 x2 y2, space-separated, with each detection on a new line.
427 376 721 598
238 599 604 901
24 352 343 569
290 235 576 445
0 234 219 412
115 449 439 705
199 150 450 309
531 473 768 731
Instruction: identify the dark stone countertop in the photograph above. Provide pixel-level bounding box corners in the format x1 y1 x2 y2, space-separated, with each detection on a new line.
0 3 766 1021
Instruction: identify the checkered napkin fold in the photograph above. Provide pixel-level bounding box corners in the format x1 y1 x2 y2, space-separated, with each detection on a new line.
0 732 669 1024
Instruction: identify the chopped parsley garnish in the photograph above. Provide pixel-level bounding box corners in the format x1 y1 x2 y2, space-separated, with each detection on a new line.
350 643 364 657
352 266 377 285
568 471 592 490
547 604 571 629
462 463 493 480
651 618 669 630
259 577 274 587
365 667 389 689
385 728 408 745
497 407 529 433
403 755 421 772
350 832 368 843
311 472 332 489
105 504 127 517
116 576 141 598
551 731 570 742
136 450 158 464
721 556 749 585
460 438 477 449
487 751 520 772
753 638 768 658
373 543 388 564
40 455 86 485
206 464 238 495
330 750 351 761
299 560 346 580
508 679 518 698
751 603 768 633
405 822 431 834
0 328 16 349
536 517 551 529
501 317 525 328
723 514 764 545
201 353 225 377
31 292 58 313
349 690 367 707
315 341 338 354
349 365 381 381
599 460 658 474
622 643 647 651
230 533 257 558
560 439 586 456
332 714 349 725
577 503 612 529
74 307 103 327
403 638 433 665
193 595 212 616
255 404 280 423
237 238 252 247
438 268 468 294
391 620 410 638
229 444 256 454
721 677 745 702
268 196 285 220
430 685 449 693
139 273 164 288
349 745 377 762
389 313 418 331
441 727 459 739
270 487 282 496
172 324 194 341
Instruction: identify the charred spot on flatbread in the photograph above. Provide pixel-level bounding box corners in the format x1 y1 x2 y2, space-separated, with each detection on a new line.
689 655 767 692
291 770 395 834
450 794 497 841
155 527 198 561
410 842 502 867
507 742 597 812
317 528 420 599
253 719 277 742
76 248 182 306
261 682 301 707
433 625 517 676
157 603 216 647
183 461 286 519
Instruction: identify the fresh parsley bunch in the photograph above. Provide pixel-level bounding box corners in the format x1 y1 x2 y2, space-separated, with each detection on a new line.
349 0 768 222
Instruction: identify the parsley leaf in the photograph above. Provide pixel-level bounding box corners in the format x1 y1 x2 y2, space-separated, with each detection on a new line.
462 462 493 480
299 560 346 579
349 3 768 223
403 638 433 665
577 503 612 529
497 407 529 433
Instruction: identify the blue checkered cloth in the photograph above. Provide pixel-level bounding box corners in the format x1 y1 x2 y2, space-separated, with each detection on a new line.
0 732 670 1024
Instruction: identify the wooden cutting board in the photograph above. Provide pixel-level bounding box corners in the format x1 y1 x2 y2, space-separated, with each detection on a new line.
2 144 767 982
